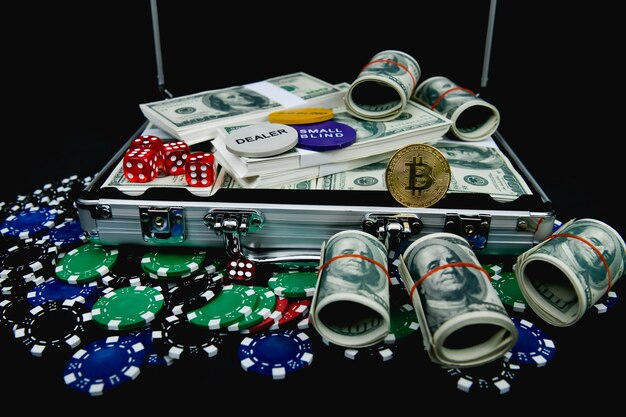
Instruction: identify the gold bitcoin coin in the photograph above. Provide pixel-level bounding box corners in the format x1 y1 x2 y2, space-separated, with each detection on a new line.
268 108 333 125
385 143 451 208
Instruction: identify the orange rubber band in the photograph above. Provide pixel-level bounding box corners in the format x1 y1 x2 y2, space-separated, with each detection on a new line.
544 233 612 291
318 253 391 285
360 59 417 94
430 87 475 111
408 262 490 301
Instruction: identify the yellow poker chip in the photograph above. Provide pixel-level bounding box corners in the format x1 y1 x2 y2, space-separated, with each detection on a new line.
268 108 334 125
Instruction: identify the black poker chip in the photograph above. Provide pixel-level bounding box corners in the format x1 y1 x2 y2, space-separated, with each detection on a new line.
0 238 58 281
151 314 226 360
165 271 224 315
101 269 149 289
13 299 94 357
1 275 46 298
445 359 521 395
0 297 33 333
322 338 397 363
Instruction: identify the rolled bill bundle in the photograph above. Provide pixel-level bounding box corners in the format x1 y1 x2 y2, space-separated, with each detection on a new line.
514 218 626 327
414 76 500 141
398 232 517 367
310 230 390 348
345 50 421 122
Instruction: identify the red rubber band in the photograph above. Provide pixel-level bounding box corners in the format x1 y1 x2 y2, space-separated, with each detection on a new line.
318 253 391 285
409 262 490 301
360 59 417 94
430 87 475 111
544 233 612 291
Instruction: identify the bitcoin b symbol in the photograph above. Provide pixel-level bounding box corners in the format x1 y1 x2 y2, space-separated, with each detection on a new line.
405 155 434 195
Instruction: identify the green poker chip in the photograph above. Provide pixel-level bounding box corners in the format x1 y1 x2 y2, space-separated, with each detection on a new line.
384 303 420 344
141 250 206 278
187 284 259 330
491 271 527 313
481 263 503 277
91 285 165 330
267 271 318 298
55 242 119 284
227 287 277 332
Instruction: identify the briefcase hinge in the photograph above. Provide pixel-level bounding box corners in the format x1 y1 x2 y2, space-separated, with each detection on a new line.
444 213 491 250
362 213 423 253
204 209 264 259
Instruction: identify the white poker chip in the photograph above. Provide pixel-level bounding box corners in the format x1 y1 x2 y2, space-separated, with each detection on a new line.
224 123 298 157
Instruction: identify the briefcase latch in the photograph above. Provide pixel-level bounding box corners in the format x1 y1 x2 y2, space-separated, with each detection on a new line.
444 213 491 250
139 206 185 244
362 213 423 253
204 209 264 258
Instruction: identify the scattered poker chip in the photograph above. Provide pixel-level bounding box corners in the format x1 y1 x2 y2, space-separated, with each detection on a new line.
129 327 174 366
141 250 206 278
2 275 46 297
491 272 526 312
227 287 276 331
187 284 258 330
226 257 256 282
26 277 99 306
446 359 520 395
0 297 33 332
241 296 289 334
152 314 226 360
0 206 64 239
481 262 503 277
594 291 618 314
63 334 145 396
238 329 314 380
91 286 164 331
13 299 93 357
552 218 563 233
267 271 317 298
55 242 118 284
0 238 58 280
323 338 396 363
166 274 223 316
269 298 311 331
46 219 88 250
295 120 357 151
101 270 147 288
384 303 419 344
505 317 556 367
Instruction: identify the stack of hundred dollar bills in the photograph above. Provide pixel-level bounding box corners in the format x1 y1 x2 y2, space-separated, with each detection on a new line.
139 72 346 144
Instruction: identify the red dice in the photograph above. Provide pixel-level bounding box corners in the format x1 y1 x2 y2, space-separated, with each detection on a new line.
123 148 160 183
226 257 256 283
162 141 190 175
131 135 164 172
185 152 215 187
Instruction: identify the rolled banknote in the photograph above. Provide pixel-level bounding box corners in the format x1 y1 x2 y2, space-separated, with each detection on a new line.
514 218 626 327
413 76 500 141
398 232 517 367
310 230 390 348
345 50 421 122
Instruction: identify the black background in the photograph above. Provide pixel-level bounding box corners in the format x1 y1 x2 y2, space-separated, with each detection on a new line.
1 1 623 412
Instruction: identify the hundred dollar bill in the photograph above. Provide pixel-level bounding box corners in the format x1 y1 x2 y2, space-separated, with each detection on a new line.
514 218 626 326
139 72 345 144
318 139 531 201
414 76 500 141
345 50 421 121
398 232 518 367
432 140 531 201
310 230 390 348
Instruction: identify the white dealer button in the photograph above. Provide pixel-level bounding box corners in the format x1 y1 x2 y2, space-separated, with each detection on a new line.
224 123 298 157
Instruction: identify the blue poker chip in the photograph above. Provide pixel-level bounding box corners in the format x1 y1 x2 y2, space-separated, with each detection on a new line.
552 219 563 233
505 317 556 367
0 206 64 239
238 329 313 379
47 220 88 250
594 291 618 314
26 277 99 306
63 334 145 396
295 120 357 151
